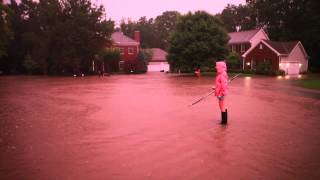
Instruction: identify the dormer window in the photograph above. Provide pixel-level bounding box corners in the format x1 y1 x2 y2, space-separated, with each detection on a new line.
119 48 124 54
259 44 263 50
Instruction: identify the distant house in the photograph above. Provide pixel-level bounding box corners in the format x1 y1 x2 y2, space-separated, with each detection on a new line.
148 48 170 72
242 40 308 75
111 31 140 69
228 28 269 56
228 28 269 69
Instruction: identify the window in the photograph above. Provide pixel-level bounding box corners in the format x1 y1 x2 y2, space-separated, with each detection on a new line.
119 48 124 54
128 48 134 54
259 44 263 50
241 44 245 52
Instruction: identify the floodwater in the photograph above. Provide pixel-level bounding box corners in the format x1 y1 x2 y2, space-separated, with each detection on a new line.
0 73 320 180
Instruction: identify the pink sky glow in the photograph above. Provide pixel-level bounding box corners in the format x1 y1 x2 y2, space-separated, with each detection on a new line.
94 0 246 25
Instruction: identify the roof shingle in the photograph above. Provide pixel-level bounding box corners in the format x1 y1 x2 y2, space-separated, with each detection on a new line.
111 32 139 46
150 48 167 62
228 29 260 44
263 40 299 55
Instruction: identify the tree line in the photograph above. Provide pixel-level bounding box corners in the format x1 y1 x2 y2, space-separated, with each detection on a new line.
118 0 320 73
0 0 114 75
218 0 320 72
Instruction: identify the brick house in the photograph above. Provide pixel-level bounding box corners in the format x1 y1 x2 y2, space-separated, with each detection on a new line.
228 28 269 69
228 28 269 55
242 40 308 75
111 31 141 69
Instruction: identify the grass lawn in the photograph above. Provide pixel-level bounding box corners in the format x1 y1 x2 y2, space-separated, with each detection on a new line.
297 74 320 89
300 79 320 89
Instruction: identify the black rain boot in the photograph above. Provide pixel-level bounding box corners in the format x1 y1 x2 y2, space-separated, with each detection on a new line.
221 109 228 125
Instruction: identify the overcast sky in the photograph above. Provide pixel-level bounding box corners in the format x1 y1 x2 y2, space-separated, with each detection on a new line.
4 0 246 25
94 0 246 25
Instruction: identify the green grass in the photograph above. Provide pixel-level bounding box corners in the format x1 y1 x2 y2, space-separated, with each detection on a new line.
300 79 320 89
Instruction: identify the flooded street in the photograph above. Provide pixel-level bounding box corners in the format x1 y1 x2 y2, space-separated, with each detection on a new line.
1 73 320 180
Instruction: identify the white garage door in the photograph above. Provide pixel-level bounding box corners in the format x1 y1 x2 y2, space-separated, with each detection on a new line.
148 62 170 72
287 63 300 75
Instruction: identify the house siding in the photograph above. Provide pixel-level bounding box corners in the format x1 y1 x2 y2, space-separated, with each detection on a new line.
249 29 269 48
229 43 251 55
113 45 139 61
285 44 308 72
244 42 279 71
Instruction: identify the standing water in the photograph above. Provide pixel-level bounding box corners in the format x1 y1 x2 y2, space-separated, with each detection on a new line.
1 73 320 180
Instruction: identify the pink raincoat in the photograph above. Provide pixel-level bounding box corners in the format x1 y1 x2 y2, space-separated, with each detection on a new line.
215 61 228 97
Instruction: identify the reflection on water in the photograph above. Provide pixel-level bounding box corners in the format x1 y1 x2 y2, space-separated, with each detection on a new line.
0 73 320 180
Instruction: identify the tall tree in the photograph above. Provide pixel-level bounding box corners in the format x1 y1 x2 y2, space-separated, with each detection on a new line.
0 0 13 58
167 11 230 72
120 17 156 48
4 0 114 74
154 11 180 50
219 4 256 32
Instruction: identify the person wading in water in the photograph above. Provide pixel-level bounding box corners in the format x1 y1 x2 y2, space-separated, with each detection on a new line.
213 61 229 124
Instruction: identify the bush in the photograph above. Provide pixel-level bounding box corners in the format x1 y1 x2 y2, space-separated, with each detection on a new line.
23 54 38 74
138 49 153 65
226 52 242 69
274 69 285 76
99 48 121 72
255 61 272 74
124 60 147 73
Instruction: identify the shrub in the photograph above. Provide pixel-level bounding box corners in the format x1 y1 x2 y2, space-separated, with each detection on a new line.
124 60 147 74
226 52 242 69
99 48 121 72
23 54 38 74
274 69 285 76
138 49 153 65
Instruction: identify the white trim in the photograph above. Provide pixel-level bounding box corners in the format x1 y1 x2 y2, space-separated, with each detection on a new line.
242 40 282 58
259 28 270 40
290 41 309 58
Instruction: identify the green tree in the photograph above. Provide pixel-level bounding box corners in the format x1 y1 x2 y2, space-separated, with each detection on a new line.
120 18 136 37
138 49 153 65
0 0 13 58
226 51 242 69
100 48 120 72
154 11 180 50
167 11 230 72
120 17 157 48
4 0 114 74
23 53 38 74
219 4 256 32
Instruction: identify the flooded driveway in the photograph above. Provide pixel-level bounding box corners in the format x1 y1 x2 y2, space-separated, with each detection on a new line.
1 73 320 180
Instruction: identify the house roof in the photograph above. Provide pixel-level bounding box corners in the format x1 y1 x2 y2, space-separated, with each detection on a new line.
111 32 139 46
242 39 307 58
228 29 261 44
150 48 168 62
263 40 299 55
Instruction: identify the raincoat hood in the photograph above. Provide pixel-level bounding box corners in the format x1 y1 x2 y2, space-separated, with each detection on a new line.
216 61 227 74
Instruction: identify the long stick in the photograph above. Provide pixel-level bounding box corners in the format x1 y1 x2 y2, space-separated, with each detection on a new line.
189 73 241 106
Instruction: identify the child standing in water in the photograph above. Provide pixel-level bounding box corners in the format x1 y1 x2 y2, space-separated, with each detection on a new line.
214 61 229 124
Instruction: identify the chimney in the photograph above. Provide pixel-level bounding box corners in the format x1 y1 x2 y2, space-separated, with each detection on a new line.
134 31 140 42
